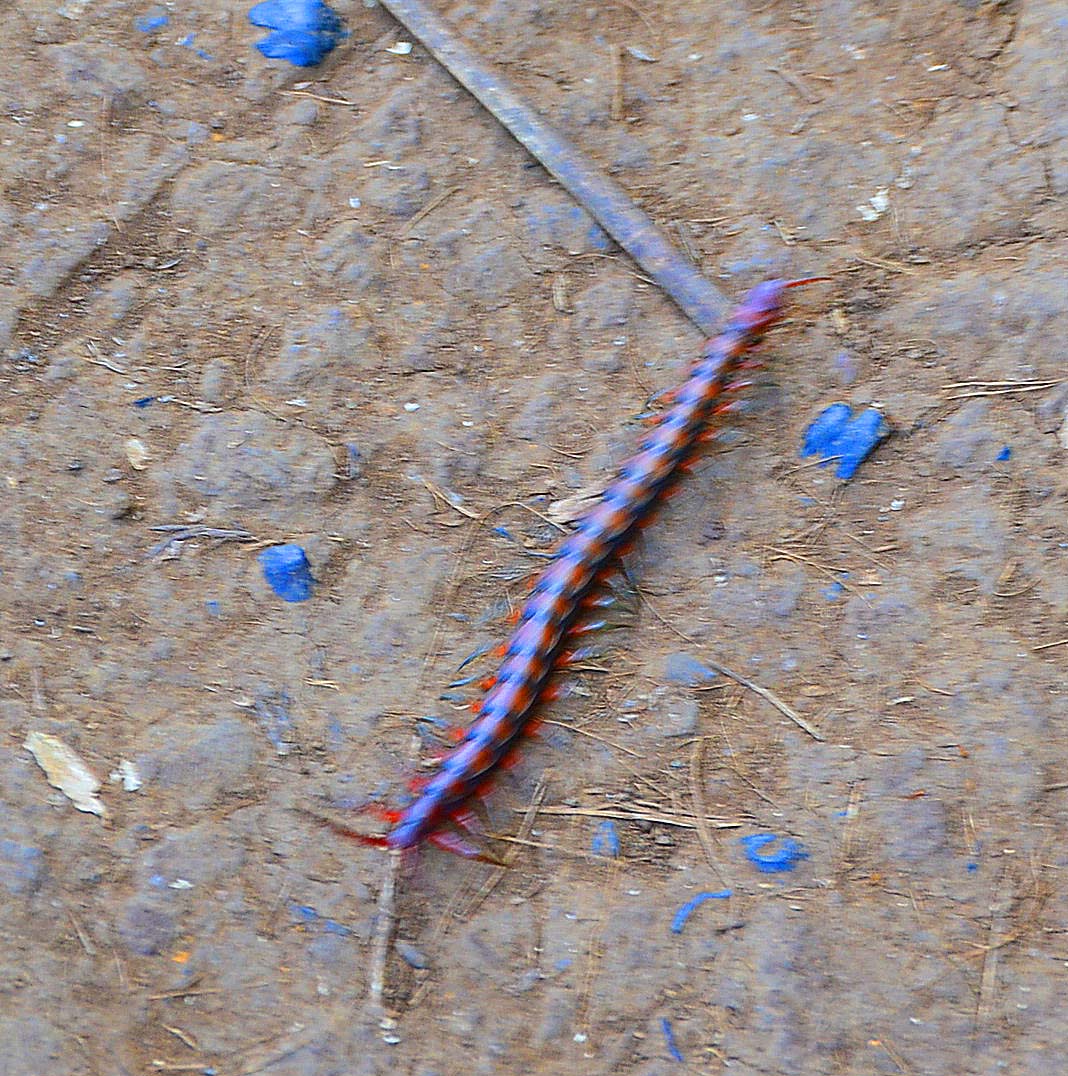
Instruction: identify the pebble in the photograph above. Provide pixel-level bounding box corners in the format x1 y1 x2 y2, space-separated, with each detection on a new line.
664 652 717 686
395 939 430 970
309 220 380 288
18 219 111 299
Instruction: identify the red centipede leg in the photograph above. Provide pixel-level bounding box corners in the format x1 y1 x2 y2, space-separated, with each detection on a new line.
321 820 392 849
451 806 484 834
429 828 504 865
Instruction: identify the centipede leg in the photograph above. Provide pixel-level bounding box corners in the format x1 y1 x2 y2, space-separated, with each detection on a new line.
428 827 504 864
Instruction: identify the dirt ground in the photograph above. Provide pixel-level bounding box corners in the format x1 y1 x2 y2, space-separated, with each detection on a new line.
2 1 1067 1073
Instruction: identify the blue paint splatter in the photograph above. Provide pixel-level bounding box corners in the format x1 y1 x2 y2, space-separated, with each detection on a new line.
996 446 1011 461
258 544 314 602
135 11 169 32
660 1017 684 1062
739 833 808 873
289 902 318 923
801 402 890 479
591 820 620 858
248 0 348 67
321 918 352 936
132 395 156 408
670 889 732 934
288 901 352 936
177 32 213 60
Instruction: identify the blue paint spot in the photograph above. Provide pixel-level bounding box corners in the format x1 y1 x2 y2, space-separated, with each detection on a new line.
205 600 221 617
321 918 352 936
176 32 212 60
739 833 808 873
996 446 1011 461
258 544 314 602
801 402 890 479
822 580 846 601
289 902 318 923
591 820 620 858
966 861 979 873
287 902 352 936
660 1017 684 1062
670 890 732 934
132 395 156 408
248 0 348 67
135 11 169 32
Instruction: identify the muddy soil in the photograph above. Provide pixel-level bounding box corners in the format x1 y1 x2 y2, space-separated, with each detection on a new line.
2 1 1067 1074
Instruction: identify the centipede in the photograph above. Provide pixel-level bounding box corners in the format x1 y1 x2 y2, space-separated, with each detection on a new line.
337 277 826 862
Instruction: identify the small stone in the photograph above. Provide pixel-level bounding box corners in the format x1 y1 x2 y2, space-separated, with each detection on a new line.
395 939 430 969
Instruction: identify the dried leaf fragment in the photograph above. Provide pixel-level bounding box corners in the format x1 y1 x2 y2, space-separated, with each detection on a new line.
24 731 107 817
125 437 151 470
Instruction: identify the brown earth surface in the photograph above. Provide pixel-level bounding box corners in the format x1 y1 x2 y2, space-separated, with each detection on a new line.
2 1 1067 1074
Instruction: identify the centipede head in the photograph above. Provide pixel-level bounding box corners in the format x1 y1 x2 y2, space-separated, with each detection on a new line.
733 276 833 337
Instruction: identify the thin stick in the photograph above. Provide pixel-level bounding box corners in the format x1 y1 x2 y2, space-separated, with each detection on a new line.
146 526 256 558
976 873 1015 1028
610 43 625 121
542 718 641 758
1032 637 1068 653
395 184 461 236
368 852 401 1019
697 659 825 741
372 0 729 333
531 804 742 831
689 738 728 885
